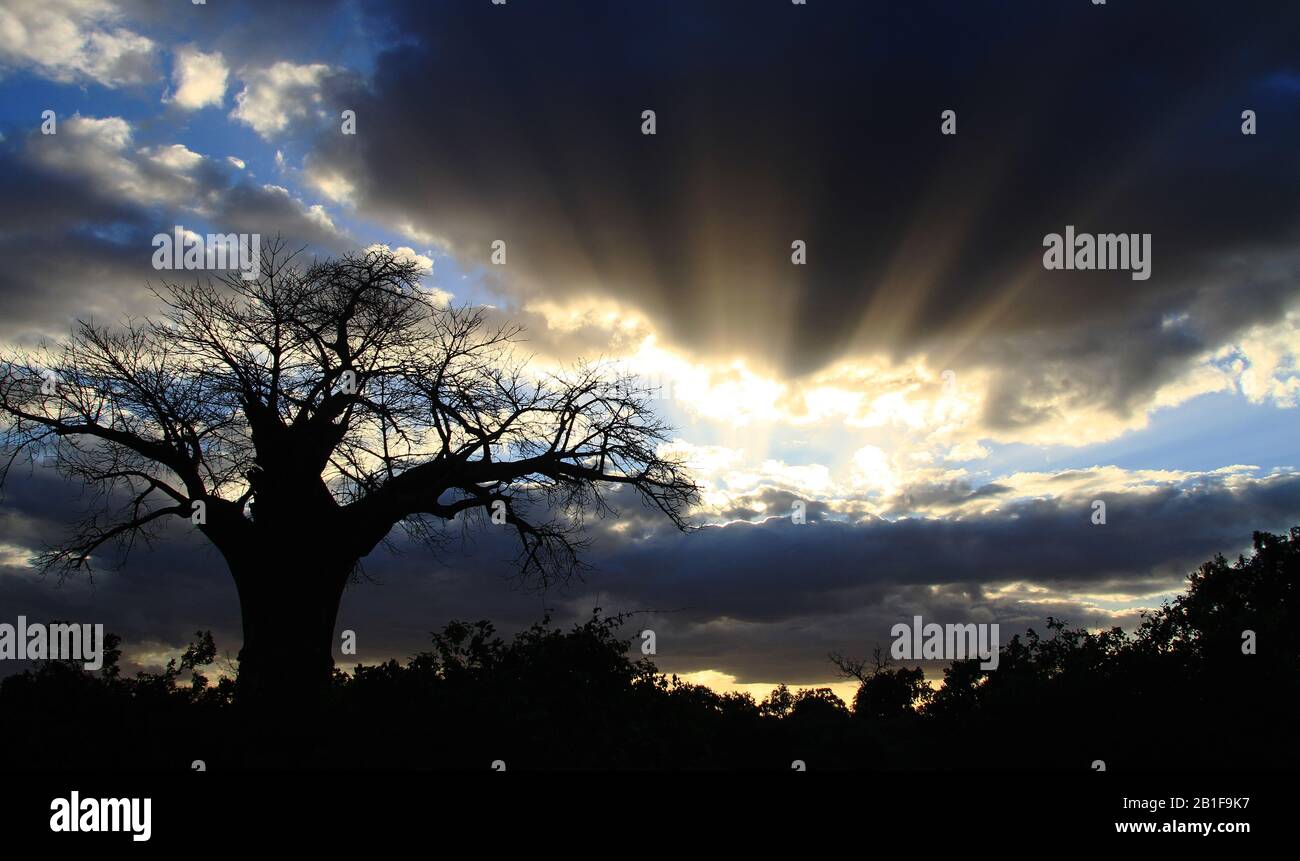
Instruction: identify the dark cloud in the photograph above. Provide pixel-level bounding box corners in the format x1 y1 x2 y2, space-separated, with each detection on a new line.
882 478 1009 517
721 487 835 523
0 149 138 233
4 461 1297 685
114 0 359 70
0 468 240 676
304 0 1300 431
0 134 351 342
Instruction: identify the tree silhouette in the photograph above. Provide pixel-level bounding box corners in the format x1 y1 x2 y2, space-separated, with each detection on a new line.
0 243 698 708
830 646 931 720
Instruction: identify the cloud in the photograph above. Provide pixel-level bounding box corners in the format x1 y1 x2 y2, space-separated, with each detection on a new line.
165 45 227 110
146 142 204 172
558 468 1300 681
1228 311 1300 407
507 302 1299 454
300 0 1300 448
0 469 241 678
4 461 1296 686
230 61 333 139
14 115 345 252
29 114 204 210
0 0 154 88
303 162 355 205
361 243 453 305
362 243 431 274
0 119 352 343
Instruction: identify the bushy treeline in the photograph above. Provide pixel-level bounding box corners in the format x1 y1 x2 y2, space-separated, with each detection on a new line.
3 528 1297 770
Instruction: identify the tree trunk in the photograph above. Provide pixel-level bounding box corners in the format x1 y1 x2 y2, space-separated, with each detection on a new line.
228 552 352 712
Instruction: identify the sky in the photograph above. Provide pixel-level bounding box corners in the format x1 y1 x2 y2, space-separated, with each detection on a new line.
1 0 1298 699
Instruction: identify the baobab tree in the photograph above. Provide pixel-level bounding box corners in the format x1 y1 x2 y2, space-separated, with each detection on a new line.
0 243 698 707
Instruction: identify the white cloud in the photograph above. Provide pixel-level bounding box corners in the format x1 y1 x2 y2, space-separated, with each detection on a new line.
166 46 227 110
848 445 897 496
1226 311 1300 408
946 441 991 461
304 163 356 205
660 439 847 515
230 61 331 139
305 204 336 232
146 143 203 172
29 114 196 208
57 112 130 148
0 543 35 568
363 243 432 273
26 116 347 248
362 243 453 305
0 0 154 88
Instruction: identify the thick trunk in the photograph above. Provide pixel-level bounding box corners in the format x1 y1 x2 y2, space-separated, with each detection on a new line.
228 551 352 711
207 469 363 765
